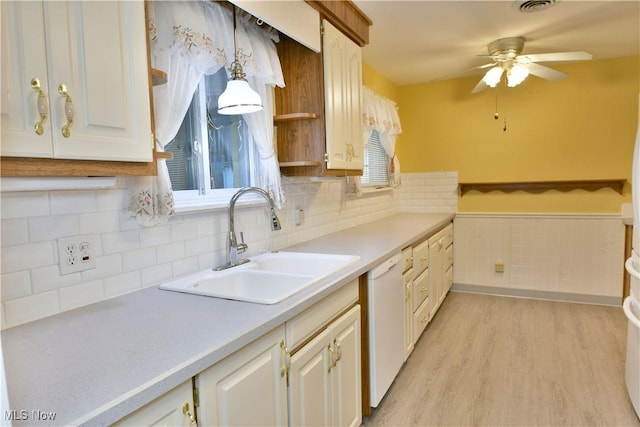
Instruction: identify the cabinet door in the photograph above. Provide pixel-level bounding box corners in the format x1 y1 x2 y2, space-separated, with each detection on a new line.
330 305 362 427
197 326 288 427
288 327 332 427
112 380 194 427
0 1 53 157
323 20 363 171
45 1 152 161
403 269 414 360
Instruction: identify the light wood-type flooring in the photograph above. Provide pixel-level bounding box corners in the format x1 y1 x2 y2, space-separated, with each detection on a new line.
363 291 640 427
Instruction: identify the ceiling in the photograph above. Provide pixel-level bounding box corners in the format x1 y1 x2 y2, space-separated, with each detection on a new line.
353 0 640 86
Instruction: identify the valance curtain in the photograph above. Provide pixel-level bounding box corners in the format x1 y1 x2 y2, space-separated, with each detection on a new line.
126 0 285 226
362 86 403 186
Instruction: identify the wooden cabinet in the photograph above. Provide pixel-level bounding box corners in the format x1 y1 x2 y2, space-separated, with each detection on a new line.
286 279 361 427
401 246 414 360
322 20 363 172
274 9 368 177
402 221 454 353
0 0 157 176
112 380 195 427
194 280 360 427
428 223 454 321
196 325 288 427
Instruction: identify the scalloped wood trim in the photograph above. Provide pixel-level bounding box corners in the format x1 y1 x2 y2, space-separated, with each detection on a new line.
459 179 626 196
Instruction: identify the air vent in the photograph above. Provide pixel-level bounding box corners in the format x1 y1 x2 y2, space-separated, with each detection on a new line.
516 0 557 12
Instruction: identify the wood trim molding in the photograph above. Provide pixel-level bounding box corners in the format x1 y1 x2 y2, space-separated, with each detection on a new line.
305 0 371 46
459 179 627 196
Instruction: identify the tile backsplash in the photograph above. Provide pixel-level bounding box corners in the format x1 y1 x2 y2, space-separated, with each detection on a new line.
0 172 458 329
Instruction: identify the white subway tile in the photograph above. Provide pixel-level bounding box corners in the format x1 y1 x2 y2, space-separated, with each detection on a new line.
139 224 172 247
172 257 200 278
59 280 104 311
1 218 29 246
0 271 32 301
50 190 97 214
1 191 49 219
4 290 60 328
31 265 81 294
122 248 157 272
79 211 120 234
102 229 140 254
156 242 186 264
81 253 123 281
104 272 141 298
141 263 173 288
1 241 55 274
29 215 79 242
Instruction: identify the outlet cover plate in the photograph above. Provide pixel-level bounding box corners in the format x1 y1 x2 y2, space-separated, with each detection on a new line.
57 234 97 275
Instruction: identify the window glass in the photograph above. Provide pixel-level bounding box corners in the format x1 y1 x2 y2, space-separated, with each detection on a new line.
164 68 260 198
362 130 389 186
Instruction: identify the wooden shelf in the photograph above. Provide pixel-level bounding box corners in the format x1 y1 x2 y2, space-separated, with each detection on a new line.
279 160 322 167
274 113 320 122
459 179 627 196
151 68 167 86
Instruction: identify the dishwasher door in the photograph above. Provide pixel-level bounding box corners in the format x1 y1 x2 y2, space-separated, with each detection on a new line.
368 252 404 407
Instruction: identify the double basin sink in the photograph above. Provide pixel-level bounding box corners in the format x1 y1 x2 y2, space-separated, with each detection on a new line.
159 251 360 304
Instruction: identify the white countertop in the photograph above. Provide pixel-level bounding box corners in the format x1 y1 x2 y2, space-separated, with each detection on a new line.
1 213 454 426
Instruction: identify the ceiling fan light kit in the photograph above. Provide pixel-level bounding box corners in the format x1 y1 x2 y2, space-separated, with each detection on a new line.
472 36 592 94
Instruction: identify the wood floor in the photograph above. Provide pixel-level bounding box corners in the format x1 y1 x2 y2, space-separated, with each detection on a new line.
363 291 640 427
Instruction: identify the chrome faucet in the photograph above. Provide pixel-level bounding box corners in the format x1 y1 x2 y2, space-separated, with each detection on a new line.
216 187 281 270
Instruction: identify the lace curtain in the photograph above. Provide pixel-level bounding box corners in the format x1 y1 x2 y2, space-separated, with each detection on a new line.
362 86 403 187
126 0 285 226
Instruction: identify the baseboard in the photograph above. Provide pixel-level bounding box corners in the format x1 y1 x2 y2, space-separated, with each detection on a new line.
451 283 622 306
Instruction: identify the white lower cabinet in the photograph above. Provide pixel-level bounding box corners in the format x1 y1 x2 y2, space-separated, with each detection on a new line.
403 267 414 360
288 305 361 427
111 379 195 427
197 325 288 426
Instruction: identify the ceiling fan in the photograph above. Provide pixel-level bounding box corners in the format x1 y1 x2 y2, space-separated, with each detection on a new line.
471 37 592 94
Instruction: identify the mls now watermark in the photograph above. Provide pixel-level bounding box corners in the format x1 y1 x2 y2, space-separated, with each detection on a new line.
4 410 57 421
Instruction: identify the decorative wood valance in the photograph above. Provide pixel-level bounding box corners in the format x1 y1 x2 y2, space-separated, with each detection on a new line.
459 179 626 196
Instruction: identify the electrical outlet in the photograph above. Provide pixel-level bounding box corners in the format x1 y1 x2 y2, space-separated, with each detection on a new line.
57 234 97 275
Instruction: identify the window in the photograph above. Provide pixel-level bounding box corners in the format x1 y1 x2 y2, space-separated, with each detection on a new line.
164 68 261 204
362 130 389 187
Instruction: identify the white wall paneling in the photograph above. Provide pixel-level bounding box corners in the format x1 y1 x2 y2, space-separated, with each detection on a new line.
453 213 625 305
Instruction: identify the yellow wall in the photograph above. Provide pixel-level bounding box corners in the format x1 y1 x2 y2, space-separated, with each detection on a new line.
395 55 639 213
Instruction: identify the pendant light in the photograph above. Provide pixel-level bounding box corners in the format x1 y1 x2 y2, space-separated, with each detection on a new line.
217 5 263 115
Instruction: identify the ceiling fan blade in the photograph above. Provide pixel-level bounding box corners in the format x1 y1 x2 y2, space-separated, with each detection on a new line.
519 51 593 63
527 63 567 81
471 78 488 94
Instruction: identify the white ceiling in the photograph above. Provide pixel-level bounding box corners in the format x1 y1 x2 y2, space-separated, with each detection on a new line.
353 0 640 86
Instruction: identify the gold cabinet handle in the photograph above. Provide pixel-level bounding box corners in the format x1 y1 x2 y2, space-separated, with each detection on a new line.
57 83 74 138
280 340 291 386
328 343 336 373
334 338 342 363
182 402 197 425
30 78 48 135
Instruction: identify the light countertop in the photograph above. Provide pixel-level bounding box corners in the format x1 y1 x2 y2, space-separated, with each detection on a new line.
1 213 454 426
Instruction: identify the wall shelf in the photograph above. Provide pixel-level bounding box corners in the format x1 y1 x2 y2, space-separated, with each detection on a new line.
279 160 322 167
459 179 626 196
274 113 320 123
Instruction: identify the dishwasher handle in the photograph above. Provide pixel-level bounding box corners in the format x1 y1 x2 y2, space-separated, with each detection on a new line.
369 253 403 279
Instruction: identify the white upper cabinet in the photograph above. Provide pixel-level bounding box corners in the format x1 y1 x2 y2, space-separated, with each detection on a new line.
1 1 152 162
322 20 363 171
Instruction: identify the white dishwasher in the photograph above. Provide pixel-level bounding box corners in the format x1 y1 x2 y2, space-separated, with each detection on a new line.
368 252 405 407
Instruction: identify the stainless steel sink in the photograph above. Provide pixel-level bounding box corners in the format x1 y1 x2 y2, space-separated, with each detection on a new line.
159 251 360 304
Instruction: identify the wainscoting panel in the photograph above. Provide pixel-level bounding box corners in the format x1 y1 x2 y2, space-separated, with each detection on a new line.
453 213 625 304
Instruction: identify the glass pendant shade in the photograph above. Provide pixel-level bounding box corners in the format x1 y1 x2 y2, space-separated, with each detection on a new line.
217 5 263 115
218 79 263 115
507 64 530 87
482 66 504 87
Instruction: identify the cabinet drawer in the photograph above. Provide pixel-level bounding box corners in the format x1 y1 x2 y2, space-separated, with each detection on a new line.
402 246 413 273
443 223 453 248
412 268 428 313
286 279 358 351
413 297 430 344
446 244 453 268
413 239 429 275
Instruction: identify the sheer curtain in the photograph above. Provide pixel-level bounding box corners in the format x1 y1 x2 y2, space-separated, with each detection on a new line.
126 0 285 226
360 86 403 189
